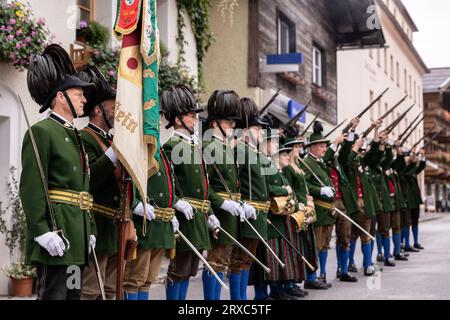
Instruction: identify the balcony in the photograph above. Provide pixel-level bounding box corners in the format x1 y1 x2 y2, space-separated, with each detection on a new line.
69 41 93 71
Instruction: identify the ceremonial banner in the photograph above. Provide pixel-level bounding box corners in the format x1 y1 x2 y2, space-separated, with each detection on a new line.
113 0 160 210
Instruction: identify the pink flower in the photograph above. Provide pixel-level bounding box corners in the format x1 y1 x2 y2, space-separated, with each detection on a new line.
16 29 22 36
37 18 45 26
7 35 14 41
9 53 17 61
0 25 5 31
9 18 16 25
108 70 116 77
79 20 88 28
7 26 13 32
31 31 36 37
15 43 21 49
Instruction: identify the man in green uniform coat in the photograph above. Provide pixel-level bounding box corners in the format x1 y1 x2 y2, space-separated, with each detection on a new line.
77 65 121 300
20 44 96 300
229 97 269 300
160 85 211 300
300 121 336 288
201 90 245 300
123 147 189 300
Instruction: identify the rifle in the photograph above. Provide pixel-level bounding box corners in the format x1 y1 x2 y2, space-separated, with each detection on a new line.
342 87 389 133
417 129 443 153
398 111 422 141
400 116 424 146
324 119 347 138
115 164 137 300
282 100 311 129
299 112 321 137
361 94 408 138
408 122 438 153
260 88 281 116
384 105 414 134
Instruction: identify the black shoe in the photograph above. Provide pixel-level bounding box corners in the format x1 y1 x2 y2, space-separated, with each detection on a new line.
270 292 299 300
384 259 396 267
348 263 358 273
395 254 408 261
364 265 376 276
304 280 329 290
414 244 424 250
336 268 341 279
376 254 384 262
318 274 332 288
405 247 420 253
340 273 358 282
285 287 306 298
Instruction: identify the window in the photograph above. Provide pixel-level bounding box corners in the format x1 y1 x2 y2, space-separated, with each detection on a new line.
396 62 400 86
414 80 417 102
390 55 394 80
277 11 296 54
76 0 94 43
384 48 388 74
404 69 407 94
312 46 324 87
409 75 412 98
78 0 94 24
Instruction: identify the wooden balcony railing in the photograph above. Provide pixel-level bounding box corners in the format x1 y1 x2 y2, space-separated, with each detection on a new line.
70 41 93 71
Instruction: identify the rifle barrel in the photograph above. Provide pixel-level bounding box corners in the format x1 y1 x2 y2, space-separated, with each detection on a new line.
300 112 321 137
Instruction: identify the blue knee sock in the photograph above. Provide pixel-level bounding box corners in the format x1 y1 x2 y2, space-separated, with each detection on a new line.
137 291 149 300
254 284 268 300
336 246 341 270
214 272 224 300
370 240 375 258
318 250 328 276
404 227 411 249
229 272 241 300
393 232 401 256
412 226 419 246
202 269 216 300
240 269 250 300
179 278 190 300
123 291 138 300
376 233 383 255
307 272 317 283
382 237 391 262
361 243 372 269
166 280 180 300
349 239 357 265
340 249 350 275
401 228 406 245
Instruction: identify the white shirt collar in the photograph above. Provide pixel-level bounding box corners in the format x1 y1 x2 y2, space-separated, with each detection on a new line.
174 129 198 144
307 152 323 163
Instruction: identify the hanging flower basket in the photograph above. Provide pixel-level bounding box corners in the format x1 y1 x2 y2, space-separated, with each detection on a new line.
0 1 52 71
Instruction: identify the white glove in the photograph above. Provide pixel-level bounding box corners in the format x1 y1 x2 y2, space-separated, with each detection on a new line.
89 235 96 254
133 202 156 221
243 202 257 220
220 200 244 217
320 187 334 198
34 232 66 257
208 214 221 231
171 216 179 233
174 199 194 220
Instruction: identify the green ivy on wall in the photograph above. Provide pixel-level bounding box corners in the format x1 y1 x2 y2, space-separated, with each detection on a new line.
176 0 214 85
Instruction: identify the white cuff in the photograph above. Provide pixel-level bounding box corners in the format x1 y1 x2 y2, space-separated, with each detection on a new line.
347 132 355 142
105 147 117 166
329 144 337 152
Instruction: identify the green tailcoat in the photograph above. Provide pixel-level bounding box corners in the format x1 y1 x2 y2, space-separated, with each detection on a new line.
389 154 408 210
80 125 119 256
368 144 395 213
267 167 290 239
300 153 335 226
164 134 211 251
133 150 177 250
237 142 270 240
20 117 94 266
203 137 240 245
282 164 309 205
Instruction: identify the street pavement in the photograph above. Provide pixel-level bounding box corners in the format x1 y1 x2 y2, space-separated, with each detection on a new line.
148 212 450 300
1 213 449 300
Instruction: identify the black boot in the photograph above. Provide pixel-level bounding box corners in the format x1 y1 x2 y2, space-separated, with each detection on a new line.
395 254 408 261
384 259 396 267
336 268 341 279
348 263 358 273
340 273 358 282
405 247 420 253
285 286 306 298
364 265 376 276
414 244 424 250
318 274 332 288
304 280 329 290
376 254 384 262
